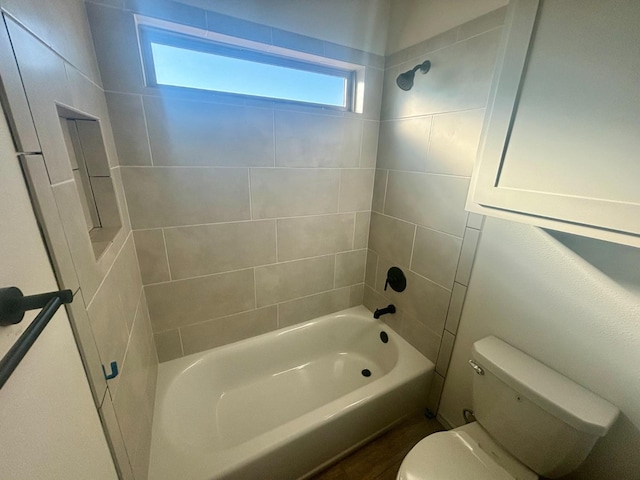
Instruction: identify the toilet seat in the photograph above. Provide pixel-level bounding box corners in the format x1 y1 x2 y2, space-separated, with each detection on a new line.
397 430 520 480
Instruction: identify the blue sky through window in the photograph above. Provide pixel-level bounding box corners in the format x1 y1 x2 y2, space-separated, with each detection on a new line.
151 43 347 107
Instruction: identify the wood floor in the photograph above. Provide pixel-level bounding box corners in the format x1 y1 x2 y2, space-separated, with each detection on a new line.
308 411 445 480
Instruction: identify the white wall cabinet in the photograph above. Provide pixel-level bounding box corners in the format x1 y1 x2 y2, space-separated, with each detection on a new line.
466 0 640 247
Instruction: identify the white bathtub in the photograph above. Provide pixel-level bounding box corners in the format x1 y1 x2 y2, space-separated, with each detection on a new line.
148 305 434 480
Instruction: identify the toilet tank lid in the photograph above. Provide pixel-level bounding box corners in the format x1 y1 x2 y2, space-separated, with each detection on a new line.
472 336 619 437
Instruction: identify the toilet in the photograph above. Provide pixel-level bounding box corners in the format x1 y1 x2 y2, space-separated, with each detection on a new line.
398 336 619 479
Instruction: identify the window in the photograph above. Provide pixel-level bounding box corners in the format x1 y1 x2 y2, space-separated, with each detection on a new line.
139 27 357 110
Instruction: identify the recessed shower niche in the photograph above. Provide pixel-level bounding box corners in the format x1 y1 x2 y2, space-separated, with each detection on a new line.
58 106 121 259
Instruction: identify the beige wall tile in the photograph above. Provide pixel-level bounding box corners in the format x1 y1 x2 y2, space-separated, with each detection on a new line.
99 392 135 480
66 289 107 405
466 213 485 230
354 211 371 249
371 169 388 213
121 167 250 228
89 177 121 228
20 156 80 294
154 330 183 363
363 285 384 313
165 220 276 279
368 212 415 267
255 255 335 307
349 284 365 307
401 312 442 363
436 330 456 376
426 373 445 414
445 282 467 335
144 97 274 167
4 0 102 82
411 227 463 289
118 301 153 415
105 92 152 166
139 290 159 366
381 29 501 120
64 69 121 172
85 3 145 94
384 171 469 237
377 117 432 171
376 257 450 334
132 412 153 480
145 268 255 331
335 249 367 288
112 354 147 462
457 6 507 41
360 120 379 168
52 180 102 301
365 249 378 288
133 230 170 285
181 306 277 355
277 214 354 261
427 109 484 176
386 29 458 69
111 235 143 331
74 119 111 176
250 168 339 219
111 167 132 233
278 288 350 328
339 169 375 212
7 19 73 184
86 272 130 392
275 110 361 167
362 66 384 120
455 227 481 286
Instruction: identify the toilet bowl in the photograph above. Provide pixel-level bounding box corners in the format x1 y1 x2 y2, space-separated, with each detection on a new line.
397 423 536 480
397 336 619 480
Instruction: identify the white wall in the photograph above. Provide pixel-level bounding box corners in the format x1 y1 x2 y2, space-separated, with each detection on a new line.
386 0 508 54
0 91 117 479
177 0 390 54
439 217 640 479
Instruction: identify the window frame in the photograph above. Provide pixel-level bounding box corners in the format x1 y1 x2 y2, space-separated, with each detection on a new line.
138 26 357 111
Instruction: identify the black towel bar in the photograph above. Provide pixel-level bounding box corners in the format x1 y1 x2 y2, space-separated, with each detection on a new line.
0 287 73 390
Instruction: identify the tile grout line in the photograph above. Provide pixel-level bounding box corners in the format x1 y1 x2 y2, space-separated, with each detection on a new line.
253 267 258 310
143 250 370 288
274 219 279 263
408 224 418 268
161 228 173 281
131 210 372 231
247 169 253 220
177 328 185 356
351 212 357 250
152 283 358 335
140 94 154 166
336 169 343 213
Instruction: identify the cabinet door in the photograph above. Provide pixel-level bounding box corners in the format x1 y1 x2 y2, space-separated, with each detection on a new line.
468 0 640 242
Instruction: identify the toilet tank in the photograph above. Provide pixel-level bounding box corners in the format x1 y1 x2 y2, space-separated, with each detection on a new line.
470 336 619 478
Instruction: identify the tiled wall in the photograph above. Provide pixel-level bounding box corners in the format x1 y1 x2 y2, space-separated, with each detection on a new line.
364 7 506 413
85 0 384 362
1 1 158 478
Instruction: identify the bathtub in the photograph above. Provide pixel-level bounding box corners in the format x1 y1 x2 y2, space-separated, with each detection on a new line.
148 305 434 480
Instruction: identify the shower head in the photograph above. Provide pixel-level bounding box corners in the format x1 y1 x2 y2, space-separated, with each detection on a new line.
396 60 431 91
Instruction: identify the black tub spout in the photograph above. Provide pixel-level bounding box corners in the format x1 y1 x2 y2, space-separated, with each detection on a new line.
373 304 396 319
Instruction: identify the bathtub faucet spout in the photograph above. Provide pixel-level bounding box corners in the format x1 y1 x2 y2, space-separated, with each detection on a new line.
373 304 396 319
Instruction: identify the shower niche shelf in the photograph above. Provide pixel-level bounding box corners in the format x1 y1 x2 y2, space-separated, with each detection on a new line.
466 0 640 248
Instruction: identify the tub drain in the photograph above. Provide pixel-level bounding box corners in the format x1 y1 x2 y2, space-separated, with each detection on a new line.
380 331 389 343
361 369 371 377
